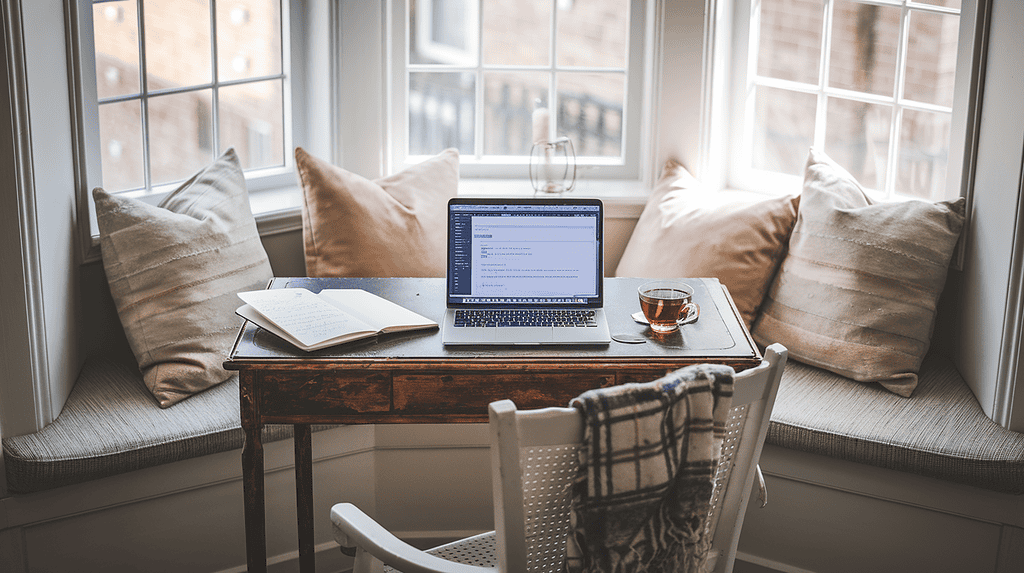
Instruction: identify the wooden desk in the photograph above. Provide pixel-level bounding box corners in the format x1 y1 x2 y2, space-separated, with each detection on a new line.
225 277 760 573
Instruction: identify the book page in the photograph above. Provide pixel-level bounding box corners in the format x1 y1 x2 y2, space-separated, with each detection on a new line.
237 288 376 348
317 289 437 333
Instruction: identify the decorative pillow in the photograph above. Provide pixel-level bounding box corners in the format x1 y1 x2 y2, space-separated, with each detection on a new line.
93 148 273 408
615 159 800 328
752 148 966 397
296 147 459 277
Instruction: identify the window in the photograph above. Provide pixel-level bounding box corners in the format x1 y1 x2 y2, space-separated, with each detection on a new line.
727 0 964 202
85 0 290 200
391 0 645 180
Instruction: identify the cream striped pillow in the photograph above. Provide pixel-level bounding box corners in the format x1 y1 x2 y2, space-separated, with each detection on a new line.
94 149 273 407
752 148 965 397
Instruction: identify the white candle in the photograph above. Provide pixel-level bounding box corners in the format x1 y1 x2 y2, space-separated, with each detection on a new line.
532 107 549 144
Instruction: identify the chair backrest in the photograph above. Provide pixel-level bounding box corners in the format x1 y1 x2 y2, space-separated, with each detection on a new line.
488 343 788 573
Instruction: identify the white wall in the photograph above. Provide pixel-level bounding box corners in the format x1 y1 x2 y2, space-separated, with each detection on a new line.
0 426 378 573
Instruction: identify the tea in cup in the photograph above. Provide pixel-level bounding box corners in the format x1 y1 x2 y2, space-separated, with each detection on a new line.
638 281 700 334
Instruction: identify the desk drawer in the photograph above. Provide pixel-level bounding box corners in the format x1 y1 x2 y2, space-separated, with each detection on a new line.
393 371 616 415
258 371 391 417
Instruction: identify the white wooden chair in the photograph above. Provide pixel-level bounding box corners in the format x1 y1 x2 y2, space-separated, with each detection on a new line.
331 343 788 573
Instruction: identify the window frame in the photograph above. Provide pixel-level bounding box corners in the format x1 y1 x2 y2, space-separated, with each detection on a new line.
385 0 649 181
75 0 307 257
412 0 479 67
717 0 974 206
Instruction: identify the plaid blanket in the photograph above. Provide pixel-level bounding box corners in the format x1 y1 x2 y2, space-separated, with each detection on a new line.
564 364 734 573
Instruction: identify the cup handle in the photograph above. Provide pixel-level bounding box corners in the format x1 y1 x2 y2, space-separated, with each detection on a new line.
678 302 700 324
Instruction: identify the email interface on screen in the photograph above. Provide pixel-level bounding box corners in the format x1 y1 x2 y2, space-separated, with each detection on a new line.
448 201 602 307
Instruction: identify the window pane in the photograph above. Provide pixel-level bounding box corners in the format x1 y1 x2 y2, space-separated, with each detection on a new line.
219 80 284 170
752 86 816 176
557 0 627 68
898 110 951 200
93 0 140 100
483 0 550 66
829 1 899 97
484 72 548 156
410 0 478 65
556 72 623 158
916 0 960 8
217 0 281 82
824 97 891 190
148 90 215 185
409 72 475 156
145 0 212 89
757 0 823 85
904 10 959 108
98 100 144 192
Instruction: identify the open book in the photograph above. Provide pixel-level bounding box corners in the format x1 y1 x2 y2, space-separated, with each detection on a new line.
236 288 438 351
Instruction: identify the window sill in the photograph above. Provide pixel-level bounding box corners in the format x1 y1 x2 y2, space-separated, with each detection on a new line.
457 178 649 219
250 178 651 237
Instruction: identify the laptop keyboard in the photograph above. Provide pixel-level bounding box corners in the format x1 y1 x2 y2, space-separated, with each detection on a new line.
454 309 598 327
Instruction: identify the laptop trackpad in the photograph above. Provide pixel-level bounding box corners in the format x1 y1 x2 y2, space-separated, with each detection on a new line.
496 327 553 344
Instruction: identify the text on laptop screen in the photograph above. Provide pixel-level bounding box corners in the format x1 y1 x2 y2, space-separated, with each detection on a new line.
448 201 603 306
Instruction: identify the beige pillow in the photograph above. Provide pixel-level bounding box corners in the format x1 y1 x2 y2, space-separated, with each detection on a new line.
752 148 965 397
93 148 273 408
615 159 799 329
296 147 459 277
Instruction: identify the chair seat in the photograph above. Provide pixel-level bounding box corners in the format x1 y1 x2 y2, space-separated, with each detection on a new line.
386 532 497 572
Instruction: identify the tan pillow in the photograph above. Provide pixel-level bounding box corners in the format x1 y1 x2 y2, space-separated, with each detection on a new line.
615 159 799 329
93 148 273 408
296 147 459 277
752 148 965 397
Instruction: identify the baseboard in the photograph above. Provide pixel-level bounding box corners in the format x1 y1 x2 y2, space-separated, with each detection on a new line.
214 540 352 573
735 552 819 573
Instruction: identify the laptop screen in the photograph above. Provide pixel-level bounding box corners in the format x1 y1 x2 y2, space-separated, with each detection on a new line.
447 197 604 308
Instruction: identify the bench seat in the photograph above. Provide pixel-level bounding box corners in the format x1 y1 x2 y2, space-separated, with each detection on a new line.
2 357 300 493
6 352 1023 496
767 353 1024 494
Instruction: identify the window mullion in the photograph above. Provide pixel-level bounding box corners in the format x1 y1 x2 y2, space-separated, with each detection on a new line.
474 0 484 160
887 3 913 200
137 0 152 193
210 0 220 157
814 0 834 150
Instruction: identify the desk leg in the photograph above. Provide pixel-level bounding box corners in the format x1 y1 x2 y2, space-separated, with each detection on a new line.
240 371 267 573
295 424 315 572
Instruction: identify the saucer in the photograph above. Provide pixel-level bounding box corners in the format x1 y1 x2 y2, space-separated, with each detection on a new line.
631 310 699 327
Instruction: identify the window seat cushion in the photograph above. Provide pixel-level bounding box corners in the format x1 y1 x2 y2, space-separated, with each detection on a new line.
2 357 304 494
9 351 1021 495
767 353 1024 494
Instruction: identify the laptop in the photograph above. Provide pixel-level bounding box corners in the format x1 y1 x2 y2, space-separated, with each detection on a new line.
442 197 612 345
